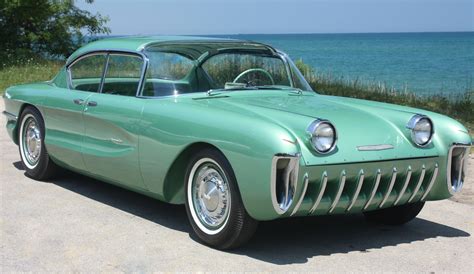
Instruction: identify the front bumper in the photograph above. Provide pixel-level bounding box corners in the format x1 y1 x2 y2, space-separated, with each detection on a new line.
272 143 471 217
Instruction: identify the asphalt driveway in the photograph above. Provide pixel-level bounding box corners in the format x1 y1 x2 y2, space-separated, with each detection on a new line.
1 101 473 272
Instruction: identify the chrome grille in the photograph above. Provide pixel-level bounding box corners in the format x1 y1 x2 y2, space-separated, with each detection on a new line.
290 159 440 216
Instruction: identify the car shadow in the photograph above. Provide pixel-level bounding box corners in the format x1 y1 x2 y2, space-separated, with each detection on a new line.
234 215 470 264
17 161 469 265
12 161 24 170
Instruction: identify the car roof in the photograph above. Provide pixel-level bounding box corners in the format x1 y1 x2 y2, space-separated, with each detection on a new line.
67 36 276 64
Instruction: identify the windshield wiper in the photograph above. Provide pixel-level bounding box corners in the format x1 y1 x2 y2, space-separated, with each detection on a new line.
254 85 303 94
207 85 303 96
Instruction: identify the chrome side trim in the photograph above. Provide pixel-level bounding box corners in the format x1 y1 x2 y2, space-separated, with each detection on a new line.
357 144 394 151
329 170 346 213
446 144 471 194
2 111 17 121
290 173 309 216
308 171 328 214
379 167 397 208
394 166 412 205
421 163 439 201
347 170 365 211
408 165 426 203
363 169 382 210
270 154 300 215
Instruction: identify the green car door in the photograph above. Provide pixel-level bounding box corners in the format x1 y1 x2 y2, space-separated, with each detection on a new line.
43 54 108 171
81 53 147 190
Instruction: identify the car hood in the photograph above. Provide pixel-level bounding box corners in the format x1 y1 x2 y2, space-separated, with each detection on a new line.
210 91 439 165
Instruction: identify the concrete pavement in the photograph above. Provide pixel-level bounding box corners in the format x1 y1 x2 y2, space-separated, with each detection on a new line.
1 101 473 272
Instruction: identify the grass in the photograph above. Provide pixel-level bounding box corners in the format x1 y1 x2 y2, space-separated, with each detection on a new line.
0 57 472 136
0 59 63 93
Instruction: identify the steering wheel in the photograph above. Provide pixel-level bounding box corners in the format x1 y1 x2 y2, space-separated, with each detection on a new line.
232 68 275 86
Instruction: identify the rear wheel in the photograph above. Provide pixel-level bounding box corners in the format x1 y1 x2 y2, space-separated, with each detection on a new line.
364 202 425 225
184 148 258 249
18 106 59 180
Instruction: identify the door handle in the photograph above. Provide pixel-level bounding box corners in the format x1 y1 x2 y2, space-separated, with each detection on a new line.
73 99 84 105
110 138 123 144
87 101 98 107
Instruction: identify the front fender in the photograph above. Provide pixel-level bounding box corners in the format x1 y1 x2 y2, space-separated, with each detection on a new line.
138 97 300 220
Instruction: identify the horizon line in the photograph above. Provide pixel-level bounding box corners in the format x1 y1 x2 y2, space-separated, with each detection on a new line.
103 30 474 37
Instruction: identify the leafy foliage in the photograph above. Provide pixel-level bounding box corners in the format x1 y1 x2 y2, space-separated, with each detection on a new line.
0 0 110 63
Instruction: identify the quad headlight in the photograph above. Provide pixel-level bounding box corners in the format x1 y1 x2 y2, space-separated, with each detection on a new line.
307 119 337 153
407 114 434 147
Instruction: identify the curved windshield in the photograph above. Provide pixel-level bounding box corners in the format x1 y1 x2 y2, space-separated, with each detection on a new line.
202 53 289 88
202 53 313 91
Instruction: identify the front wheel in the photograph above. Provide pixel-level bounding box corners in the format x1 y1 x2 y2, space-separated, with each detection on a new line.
18 106 59 180
364 202 425 225
185 148 258 249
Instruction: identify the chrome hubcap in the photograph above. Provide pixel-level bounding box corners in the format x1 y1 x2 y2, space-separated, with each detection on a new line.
192 162 230 229
22 118 41 166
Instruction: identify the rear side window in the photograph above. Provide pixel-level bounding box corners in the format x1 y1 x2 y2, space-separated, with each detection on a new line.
102 54 143 97
69 54 107 92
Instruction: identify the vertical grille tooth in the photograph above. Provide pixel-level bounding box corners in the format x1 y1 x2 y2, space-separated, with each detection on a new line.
290 173 309 216
457 156 465 187
347 169 365 211
363 169 382 210
379 167 397 208
408 165 426 203
394 166 412 205
309 171 328 214
329 170 346 213
421 163 439 201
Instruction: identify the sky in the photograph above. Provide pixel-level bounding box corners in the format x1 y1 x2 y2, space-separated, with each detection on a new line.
77 0 474 35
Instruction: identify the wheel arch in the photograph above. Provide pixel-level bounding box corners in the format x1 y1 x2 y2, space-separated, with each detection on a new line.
13 103 40 145
162 142 233 204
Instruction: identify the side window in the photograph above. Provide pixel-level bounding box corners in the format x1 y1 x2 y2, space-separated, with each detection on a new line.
69 54 106 92
143 51 194 97
102 54 143 96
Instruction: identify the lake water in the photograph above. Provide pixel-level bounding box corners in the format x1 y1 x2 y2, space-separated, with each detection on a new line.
213 32 474 95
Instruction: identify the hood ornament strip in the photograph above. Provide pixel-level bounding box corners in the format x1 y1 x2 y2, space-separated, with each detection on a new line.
357 144 394 151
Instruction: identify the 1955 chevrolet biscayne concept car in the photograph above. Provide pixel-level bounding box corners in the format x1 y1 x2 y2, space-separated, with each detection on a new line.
2 36 472 249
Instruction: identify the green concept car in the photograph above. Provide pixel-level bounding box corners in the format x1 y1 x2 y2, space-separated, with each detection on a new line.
2 36 472 249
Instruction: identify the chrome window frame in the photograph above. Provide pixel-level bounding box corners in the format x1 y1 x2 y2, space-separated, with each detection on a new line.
66 49 149 97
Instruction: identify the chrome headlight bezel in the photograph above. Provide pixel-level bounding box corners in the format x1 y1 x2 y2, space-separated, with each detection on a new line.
406 114 434 147
307 119 337 154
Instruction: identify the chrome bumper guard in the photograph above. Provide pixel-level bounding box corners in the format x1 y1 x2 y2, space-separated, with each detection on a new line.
447 144 471 194
270 154 301 215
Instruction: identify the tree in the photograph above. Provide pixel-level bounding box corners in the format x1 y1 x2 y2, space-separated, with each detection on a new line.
0 0 110 60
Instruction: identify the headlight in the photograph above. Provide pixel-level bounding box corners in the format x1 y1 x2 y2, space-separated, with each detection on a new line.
407 114 434 147
307 119 337 153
